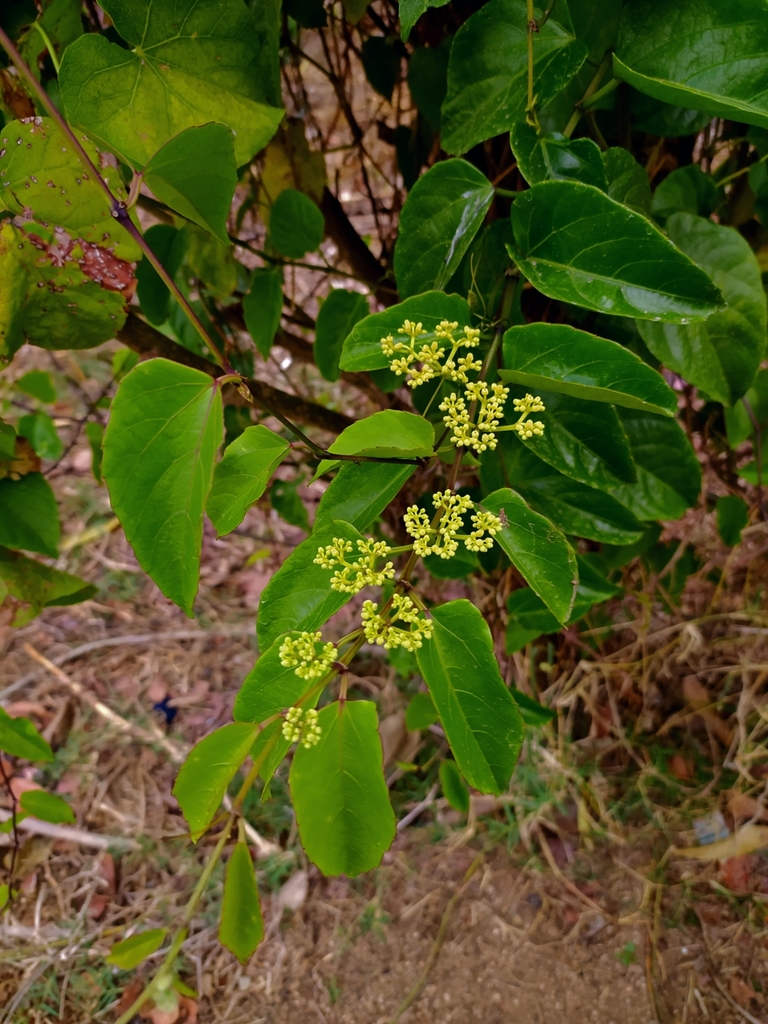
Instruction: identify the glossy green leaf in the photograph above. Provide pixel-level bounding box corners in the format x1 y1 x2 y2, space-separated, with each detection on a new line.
143 124 237 247
85 421 104 485
614 0 768 130
650 166 719 224
290 700 396 876
250 719 290 794
16 371 55 404
509 688 556 727
399 0 450 41
441 0 587 155
481 488 577 623
0 473 60 557
339 291 471 372
219 841 264 963
173 722 258 841
603 148 651 214
234 633 315 723
393 159 494 299
416 600 524 794
440 759 469 813
270 476 310 533
0 423 15 461
185 226 237 300
637 214 766 406
315 289 369 382
19 0 83 69
269 188 324 259
407 40 451 130
207 425 290 537
59 0 284 168
716 495 750 547
107 928 167 970
18 412 63 461
0 546 96 626
0 117 139 259
19 790 75 824
725 370 768 449
0 884 8 911
610 409 701 521
314 461 415 533
510 181 723 322
0 222 128 356
361 36 401 100
500 322 677 417
328 411 433 461
405 691 439 731
497 440 643 544
243 266 283 360
257 520 364 652
103 359 223 615
0 707 53 762
510 124 607 190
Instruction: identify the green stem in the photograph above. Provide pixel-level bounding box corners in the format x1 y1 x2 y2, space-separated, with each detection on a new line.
495 187 522 198
563 52 612 138
31 21 60 74
526 0 536 123
0 25 228 371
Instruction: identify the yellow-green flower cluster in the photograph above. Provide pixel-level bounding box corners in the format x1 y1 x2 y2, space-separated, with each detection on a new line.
512 393 546 439
282 706 322 748
361 595 434 651
313 538 395 594
381 319 482 389
404 491 502 557
279 632 336 680
439 381 510 453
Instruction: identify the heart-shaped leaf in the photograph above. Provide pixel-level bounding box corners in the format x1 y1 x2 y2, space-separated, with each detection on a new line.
207 425 290 537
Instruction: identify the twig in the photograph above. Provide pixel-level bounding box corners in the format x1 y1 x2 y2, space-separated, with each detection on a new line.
0 809 139 851
396 784 438 832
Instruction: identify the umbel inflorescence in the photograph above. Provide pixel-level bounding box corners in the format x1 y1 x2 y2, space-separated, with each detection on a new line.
276 320 546 735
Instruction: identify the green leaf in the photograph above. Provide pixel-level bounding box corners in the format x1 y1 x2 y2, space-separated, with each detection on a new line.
185 226 237 300
0 423 15 461
328 410 433 461
143 124 237 247
399 0 450 41
0 546 96 626
219 841 264 963
637 213 766 406
269 188 324 259
59 0 284 168
0 884 8 910
725 370 768 448
270 477 310 533
16 371 55 404
257 520 364 652
440 759 469 813
19 790 75 824
85 421 104 485
234 633 315 724
207 425 290 537
416 600 524 794
0 707 53 762
18 412 63 461
510 181 723 322
393 159 494 299
290 700 395 876
283 0 327 28
405 691 439 731
510 124 607 189
0 117 139 259
112 348 139 382
19 0 83 69
603 148 651 214
0 223 128 356
650 166 719 224
509 688 556 727
716 495 749 547
497 439 643 545
481 488 577 623
407 40 451 130
106 928 167 970
102 359 223 615
315 289 369 382
249 719 290 795
173 722 258 841
243 267 283 359
614 0 768 130
500 322 677 416
500 387 637 490
339 291 471 372
314 462 415 533
361 36 401 101
0 473 60 557
441 0 587 156
610 409 701 521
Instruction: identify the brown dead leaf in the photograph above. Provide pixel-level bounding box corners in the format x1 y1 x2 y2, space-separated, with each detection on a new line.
727 791 768 824
668 754 695 780
719 855 757 892
730 974 764 1008
682 675 734 745
43 698 76 751
0 437 41 480
672 823 768 860
0 69 34 119
3 701 49 720
9 777 43 801
116 979 144 1016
